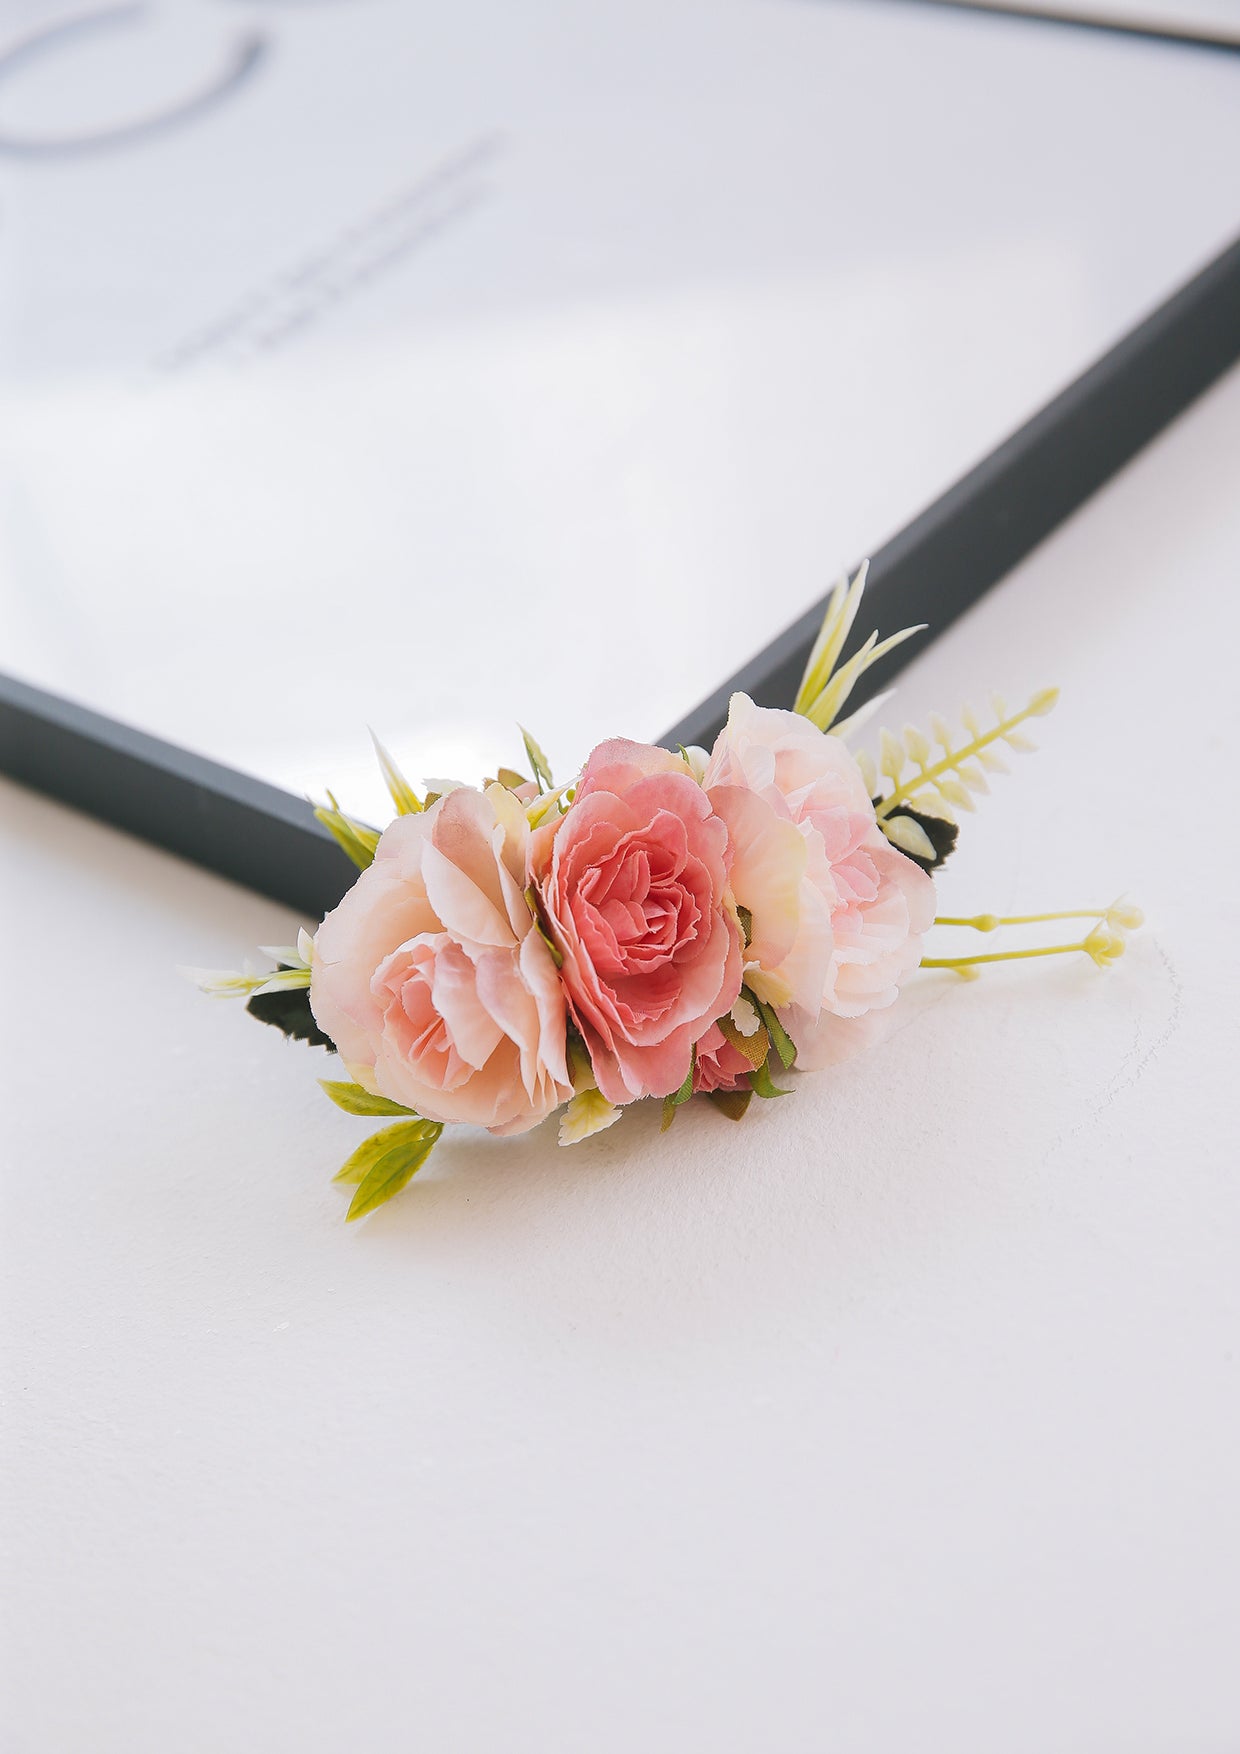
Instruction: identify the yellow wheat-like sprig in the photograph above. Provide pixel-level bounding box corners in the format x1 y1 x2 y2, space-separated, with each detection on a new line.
854 687 1060 827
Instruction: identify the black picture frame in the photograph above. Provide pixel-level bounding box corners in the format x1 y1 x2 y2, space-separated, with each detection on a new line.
3 232 1240 921
664 232 1240 753
891 0 1240 56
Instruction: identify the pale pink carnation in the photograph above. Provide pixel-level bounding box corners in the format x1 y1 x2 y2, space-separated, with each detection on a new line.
703 693 935 1068
310 785 572 1134
530 739 743 1105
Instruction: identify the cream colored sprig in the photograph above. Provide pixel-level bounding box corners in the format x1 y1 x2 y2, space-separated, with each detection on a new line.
559 1036 622 1145
794 561 925 734
314 790 381 871
315 729 575 873
791 564 1060 861
180 928 314 997
854 688 1060 849
370 731 425 817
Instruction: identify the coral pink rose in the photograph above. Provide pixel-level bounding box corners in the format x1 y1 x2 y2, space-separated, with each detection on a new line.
310 785 572 1134
692 1021 754 1094
703 693 935 1069
530 739 743 1105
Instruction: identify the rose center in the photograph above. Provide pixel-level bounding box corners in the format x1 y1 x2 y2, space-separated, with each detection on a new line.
372 934 483 1088
577 839 705 979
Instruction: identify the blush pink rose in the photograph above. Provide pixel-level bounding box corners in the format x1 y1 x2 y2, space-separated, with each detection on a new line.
703 693 935 1069
309 784 572 1134
530 739 743 1106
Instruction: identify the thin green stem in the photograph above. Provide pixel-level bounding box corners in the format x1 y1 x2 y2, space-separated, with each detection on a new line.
922 940 1089 969
934 910 1107 932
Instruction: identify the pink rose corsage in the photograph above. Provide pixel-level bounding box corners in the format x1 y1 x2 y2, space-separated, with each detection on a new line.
185 566 1140 1219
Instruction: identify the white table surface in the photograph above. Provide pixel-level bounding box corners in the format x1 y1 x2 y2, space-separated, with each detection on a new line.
4 347 1240 1748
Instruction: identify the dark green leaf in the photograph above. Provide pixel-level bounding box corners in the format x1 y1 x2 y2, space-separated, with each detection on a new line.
671 1050 695 1106
748 1057 791 1099
524 884 564 967
736 905 753 948
319 1079 417 1118
747 991 797 1070
661 1050 697 1130
246 986 336 1050
707 1088 752 1122
565 1027 595 1090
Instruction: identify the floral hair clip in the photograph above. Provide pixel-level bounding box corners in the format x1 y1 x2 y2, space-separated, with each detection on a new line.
185 565 1140 1220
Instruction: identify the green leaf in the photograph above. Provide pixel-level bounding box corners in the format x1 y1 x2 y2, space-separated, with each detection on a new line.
747 992 797 1070
707 1088 753 1122
661 1051 697 1131
246 986 336 1050
671 1051 695 1106
496 767 528 791
334 1118 439 1184
524 884 564 968
520 725 554 793
348 1134 440 1220
314 796 381 870
334 1120 443 1219
566 1028 595 1091
319 1079 417 1118
370 731 423 815
748 1057 791 1099
736 904 753 948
